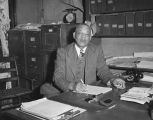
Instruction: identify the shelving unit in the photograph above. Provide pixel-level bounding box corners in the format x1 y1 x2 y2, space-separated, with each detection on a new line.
84 0 153 82
85 0 153 37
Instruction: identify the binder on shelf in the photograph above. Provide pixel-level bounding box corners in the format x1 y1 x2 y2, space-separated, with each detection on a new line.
125 12 135 35
97 0 106 13
95 15 103 36
110 14 118 35
115 0 127 12
144 11 153 36
117 13 125 36
134 11 144 35
90 0 98 14
102 14 111 36
133 0 153 11
106 0 116 13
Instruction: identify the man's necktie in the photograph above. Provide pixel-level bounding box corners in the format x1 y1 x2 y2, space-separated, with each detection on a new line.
80 49 85 57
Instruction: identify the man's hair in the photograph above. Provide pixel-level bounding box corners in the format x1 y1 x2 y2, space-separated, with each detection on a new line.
75 23 93 35
75 24 92 32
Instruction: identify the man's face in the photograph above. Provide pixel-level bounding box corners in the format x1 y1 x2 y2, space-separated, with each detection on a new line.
74 25 92 48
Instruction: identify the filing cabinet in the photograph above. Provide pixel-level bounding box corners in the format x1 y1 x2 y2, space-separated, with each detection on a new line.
94 10 153 36
86 0 153 32
41 24 76 49
41 25 60 51
8 24 77 90
41 24 76 83
95 13 126 36
8 30 26 78
8 29 43 88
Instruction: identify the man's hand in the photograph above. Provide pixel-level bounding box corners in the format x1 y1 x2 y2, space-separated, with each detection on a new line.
112 78 126 89
75 82 87 93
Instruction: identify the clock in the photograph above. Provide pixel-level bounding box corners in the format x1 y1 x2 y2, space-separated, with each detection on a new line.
63 9 76 23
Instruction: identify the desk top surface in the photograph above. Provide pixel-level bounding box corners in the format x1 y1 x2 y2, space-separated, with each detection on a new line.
1 84 152 120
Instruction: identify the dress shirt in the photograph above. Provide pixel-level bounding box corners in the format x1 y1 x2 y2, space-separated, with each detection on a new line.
75 44 87 57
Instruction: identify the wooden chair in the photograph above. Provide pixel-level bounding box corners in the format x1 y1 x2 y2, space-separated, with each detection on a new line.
0 56 34 110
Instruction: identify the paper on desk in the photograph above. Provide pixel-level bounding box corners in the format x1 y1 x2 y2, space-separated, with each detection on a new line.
20 98 86 120
120 87 151 104
137 60 153 69
140 73 153 83
134 52 153 58
79 85 112 95
120 96 148 104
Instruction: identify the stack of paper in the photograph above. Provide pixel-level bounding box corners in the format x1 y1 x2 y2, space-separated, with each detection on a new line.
137 60 153 69
20 98 86 120
120 87 152 104
140 73 153 83
106 56 137 68
134 52 153 58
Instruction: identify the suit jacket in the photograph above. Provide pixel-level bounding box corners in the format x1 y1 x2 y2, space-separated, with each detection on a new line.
53 42 115 91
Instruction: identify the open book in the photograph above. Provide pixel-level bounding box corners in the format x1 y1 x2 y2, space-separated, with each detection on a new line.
20 98 86 120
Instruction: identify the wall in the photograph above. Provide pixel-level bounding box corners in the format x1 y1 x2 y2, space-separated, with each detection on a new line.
43 0 83 24
16 0 83 24
101 38 153 57
16 0 41 24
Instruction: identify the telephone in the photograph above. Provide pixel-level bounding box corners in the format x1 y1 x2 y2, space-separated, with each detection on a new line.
122 70 143 83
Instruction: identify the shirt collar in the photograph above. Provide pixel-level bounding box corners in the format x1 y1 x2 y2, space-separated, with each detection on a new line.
75 44 87 56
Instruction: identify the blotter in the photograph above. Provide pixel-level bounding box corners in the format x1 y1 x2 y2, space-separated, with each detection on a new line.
20 98 86 120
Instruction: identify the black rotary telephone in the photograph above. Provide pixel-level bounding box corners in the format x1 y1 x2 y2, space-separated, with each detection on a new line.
122 70 143 83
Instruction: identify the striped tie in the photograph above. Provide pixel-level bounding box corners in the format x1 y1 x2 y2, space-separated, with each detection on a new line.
80 49 84 57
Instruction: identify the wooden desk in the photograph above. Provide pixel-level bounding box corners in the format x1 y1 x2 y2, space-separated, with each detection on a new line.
109 65 153 73
1 86 152 120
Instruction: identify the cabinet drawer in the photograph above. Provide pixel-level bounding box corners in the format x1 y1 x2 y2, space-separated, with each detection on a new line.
25 31 41 45
26 55 41 67
26 45 41 54
41 25 60 33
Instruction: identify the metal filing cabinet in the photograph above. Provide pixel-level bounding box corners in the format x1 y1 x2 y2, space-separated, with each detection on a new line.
8 29 43 88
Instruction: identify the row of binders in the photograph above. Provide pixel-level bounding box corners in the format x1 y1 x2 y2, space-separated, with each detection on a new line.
90 0 153 14
95 10 153 36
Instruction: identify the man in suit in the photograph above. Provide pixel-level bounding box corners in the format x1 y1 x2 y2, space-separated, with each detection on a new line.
53 23 125 93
